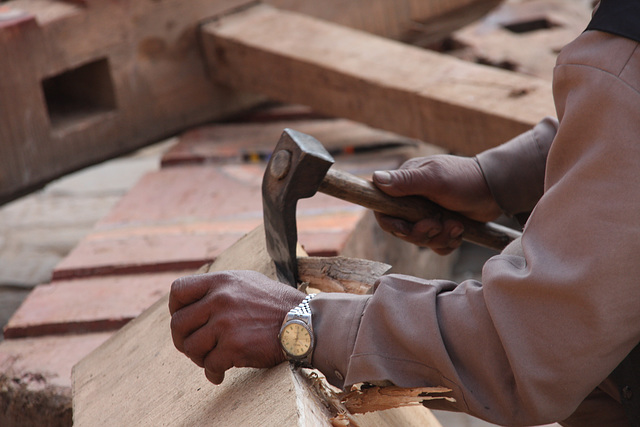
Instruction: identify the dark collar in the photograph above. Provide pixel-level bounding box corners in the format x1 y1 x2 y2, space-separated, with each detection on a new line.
586 0 640 43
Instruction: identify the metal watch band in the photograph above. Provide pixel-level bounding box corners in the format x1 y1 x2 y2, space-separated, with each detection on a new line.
288 293 316 317
281 293 317 367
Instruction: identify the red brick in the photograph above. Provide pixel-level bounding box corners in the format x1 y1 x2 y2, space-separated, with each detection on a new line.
99 165 263 224
162 118 417 167
4 271 191 338
53 233 243 279
53 164 367 279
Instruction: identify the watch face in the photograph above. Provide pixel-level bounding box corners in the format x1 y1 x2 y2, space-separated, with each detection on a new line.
280 322 312 357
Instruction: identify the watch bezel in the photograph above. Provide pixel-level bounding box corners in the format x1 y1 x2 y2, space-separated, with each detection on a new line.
279 319 314 360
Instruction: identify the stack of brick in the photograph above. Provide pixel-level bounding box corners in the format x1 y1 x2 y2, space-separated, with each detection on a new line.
0 109 451 426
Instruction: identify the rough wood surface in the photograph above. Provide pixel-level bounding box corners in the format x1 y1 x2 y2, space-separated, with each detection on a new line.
270 0 504 42
299 256 390 294
340 385 454 414
0 0 258 204
202 3 555 156
72 226 442 426
0 0 501 204
447 0 592 81
72 227 330 426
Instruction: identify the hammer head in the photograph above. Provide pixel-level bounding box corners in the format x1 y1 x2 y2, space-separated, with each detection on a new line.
262 129 334 287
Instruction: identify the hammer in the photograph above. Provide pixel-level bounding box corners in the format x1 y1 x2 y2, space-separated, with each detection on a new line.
262 128 522 287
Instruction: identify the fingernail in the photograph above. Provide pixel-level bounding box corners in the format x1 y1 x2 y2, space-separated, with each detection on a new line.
373 171 392 185
393 231 408 238
450 226 464 239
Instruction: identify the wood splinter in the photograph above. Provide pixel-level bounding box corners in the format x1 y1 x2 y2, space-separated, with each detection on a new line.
299 367 454 427
339 384 455 414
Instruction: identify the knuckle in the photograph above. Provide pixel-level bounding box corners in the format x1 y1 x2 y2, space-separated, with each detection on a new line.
374 212 392 228
170 276 188 294
211 271 237 284
210 287 234 307
434 248 454 256
394 168 419 188
421 160 449 189
181 335 199 355
170 331 185 353
182 342 206 366
169 277 192 309
169 310 184 333
213 315 234 335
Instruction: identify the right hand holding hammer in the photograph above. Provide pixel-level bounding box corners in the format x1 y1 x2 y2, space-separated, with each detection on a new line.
372 154 502 255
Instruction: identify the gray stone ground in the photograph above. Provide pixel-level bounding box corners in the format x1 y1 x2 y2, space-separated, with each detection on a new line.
0 139 176 336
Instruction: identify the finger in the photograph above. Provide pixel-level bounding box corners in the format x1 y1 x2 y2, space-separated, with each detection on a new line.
169 274 213 314
374 161 451 197
403 217 444 246
375 211 446 248
433 247 456 256
203 348 234 385
374 211 413 238
372 169 422 198
170 299 212 353
181 321 218 368
419 219 464 254
205 369 225 385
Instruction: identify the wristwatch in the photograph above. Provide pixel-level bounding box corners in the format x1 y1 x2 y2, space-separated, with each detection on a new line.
278 293 317 367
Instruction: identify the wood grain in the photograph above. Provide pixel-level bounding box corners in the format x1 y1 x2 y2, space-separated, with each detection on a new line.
202 3 555 156
1 0 501 204
72 226 441 426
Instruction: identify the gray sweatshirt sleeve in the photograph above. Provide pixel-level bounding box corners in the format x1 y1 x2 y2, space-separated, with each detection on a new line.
477 117 557 218
309 30 640 426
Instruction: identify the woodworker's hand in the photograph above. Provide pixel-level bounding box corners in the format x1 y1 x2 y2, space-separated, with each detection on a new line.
372 154 502 255
169 270 306 385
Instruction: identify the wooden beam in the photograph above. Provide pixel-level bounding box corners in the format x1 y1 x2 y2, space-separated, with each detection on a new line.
267 0 504 42
201 3 555 155
0 0 502 205
72 226 444 426
0 0 259 205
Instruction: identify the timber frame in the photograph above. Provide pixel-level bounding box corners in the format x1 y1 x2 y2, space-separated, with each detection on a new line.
0 0 505 204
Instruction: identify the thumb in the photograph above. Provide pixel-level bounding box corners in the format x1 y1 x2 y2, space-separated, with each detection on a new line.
372 169 426 198
205 368 225 385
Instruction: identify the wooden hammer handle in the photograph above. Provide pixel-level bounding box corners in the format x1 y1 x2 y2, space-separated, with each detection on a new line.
318 168 521 251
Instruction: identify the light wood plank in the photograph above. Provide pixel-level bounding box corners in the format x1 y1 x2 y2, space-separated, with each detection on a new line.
269 0 503 41
72 226 442 426
202 3 555 155
72 227 331 426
